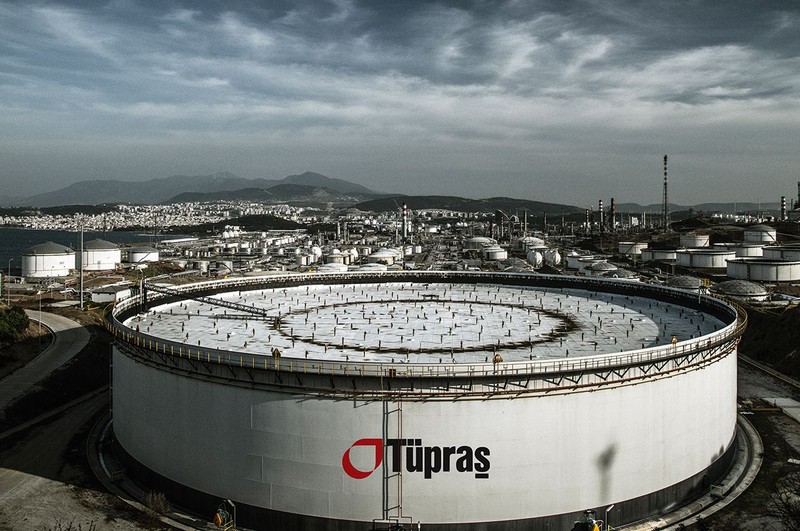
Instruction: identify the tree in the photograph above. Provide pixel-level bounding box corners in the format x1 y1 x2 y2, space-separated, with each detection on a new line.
0 306 29 342
770 469 800 531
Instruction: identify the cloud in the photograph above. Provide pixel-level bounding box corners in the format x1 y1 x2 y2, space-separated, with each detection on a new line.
0 0 799 203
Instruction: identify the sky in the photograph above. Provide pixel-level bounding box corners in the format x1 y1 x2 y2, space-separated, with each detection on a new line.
1 1 800 206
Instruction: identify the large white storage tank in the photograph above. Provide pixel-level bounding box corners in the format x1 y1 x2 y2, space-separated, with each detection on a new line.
82 239 121 271
744 224 777 244
482 245 508 261
128 246 159 265
726 258 800 282
679 233 710 248
713 243 764 258
676 249 735 269
762 246 800 261
22 242 76 278
109 272 744 531
618 241 647 256
464 237 495 251
640 248 677 262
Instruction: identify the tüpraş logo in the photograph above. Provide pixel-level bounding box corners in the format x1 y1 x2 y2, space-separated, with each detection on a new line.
342 438 490 480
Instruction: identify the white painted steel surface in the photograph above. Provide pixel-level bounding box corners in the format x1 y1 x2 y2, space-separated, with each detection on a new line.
113 346 736 524
726 258 800 281
83 248 121 271
679 234 710 248
22 250 76 278
676 249 735 269
111 272 741 527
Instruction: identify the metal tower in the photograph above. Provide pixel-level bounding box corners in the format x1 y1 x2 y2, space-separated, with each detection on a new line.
662 155 671 231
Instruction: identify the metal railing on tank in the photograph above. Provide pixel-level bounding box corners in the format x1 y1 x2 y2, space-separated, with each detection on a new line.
107 271 745 381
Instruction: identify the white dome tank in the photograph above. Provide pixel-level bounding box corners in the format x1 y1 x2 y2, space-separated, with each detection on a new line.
544 249 562 266
22 242 76 278
526 251 543 268
82 239 121 271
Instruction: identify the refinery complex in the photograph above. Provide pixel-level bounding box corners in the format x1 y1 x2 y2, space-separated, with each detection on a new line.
4 169 800 530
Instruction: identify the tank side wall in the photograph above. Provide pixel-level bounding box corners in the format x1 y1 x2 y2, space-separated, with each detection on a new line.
113 347 737 525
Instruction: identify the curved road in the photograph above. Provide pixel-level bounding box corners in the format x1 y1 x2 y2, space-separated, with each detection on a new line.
0 310 90 418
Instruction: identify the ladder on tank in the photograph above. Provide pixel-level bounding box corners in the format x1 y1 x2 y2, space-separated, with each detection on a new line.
373 395 418 531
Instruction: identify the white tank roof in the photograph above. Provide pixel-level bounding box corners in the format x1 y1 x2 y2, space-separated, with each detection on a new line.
84 238 119 250
23 241 74 255
710 280 768 297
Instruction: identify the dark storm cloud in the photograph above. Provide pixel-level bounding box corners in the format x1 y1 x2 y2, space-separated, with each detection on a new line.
1 0 799 203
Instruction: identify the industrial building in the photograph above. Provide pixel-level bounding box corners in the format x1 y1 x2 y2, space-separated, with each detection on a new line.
108 271 744 530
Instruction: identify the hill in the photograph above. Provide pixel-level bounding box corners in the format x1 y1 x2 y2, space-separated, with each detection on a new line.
13 171 381 207
352 195 584 214
167 183 381 205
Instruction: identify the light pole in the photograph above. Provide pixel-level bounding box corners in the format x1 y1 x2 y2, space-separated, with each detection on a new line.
605 503 615 531
37 290 43 353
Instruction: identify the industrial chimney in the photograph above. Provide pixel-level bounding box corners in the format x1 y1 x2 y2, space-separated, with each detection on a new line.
663 155 670 231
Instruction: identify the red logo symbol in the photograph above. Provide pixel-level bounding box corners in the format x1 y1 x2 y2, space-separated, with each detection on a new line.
342 438 383 479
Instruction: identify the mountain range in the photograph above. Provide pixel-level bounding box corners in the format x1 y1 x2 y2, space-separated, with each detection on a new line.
9 171 383 207
3 171 783 216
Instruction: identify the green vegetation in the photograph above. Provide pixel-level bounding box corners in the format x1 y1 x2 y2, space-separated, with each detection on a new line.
169 214 303 235
0 306 30 343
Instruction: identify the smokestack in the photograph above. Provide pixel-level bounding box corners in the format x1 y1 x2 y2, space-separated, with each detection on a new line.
599 199 604 225
610 198 616 231
782 196 787 221
402 202 408 243
663 155 670 231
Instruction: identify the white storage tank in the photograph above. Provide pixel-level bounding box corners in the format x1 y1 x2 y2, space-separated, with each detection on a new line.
22 242 76 278
715 243 764 258
710 280 769 302
128 246 159 264
110 272 743 531
565 252 592 270
744 224 777 244
526 251 543 268
676 249 735 269
588 261 618 277
483 245 508 261
82 239 121 271
680 233 711 248
640 248 677 262
762 246 800 261
464 237 495 251
618 241 647 256
726 258 800 282
543 249 561 267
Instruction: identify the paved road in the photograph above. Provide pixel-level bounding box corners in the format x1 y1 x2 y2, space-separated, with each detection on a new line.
0 310 90 418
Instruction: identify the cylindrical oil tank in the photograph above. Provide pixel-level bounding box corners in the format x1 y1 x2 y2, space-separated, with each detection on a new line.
679 233 710 248
22 242 76 277
676 249 735 269
762 246 800 261
744 224 777 244
82 239 121 271
110 272 743 531
727 258 800 282
128 246 159 264
618 242 647 256
483 245 508 261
